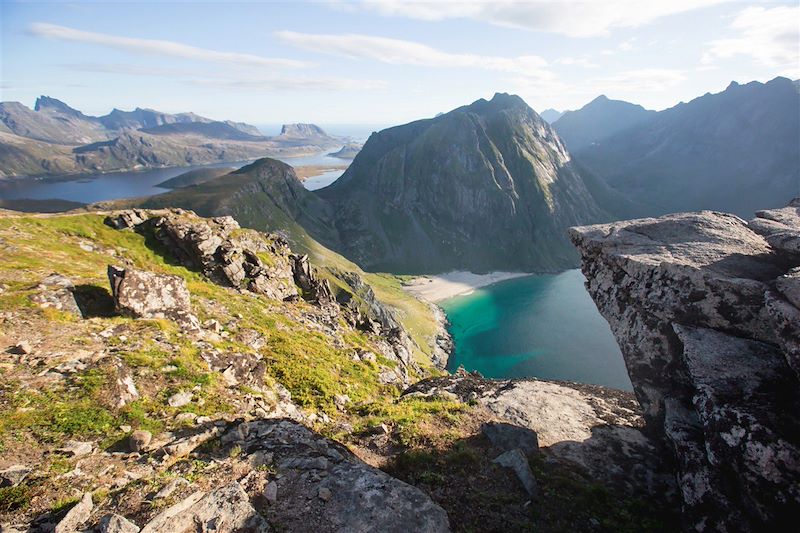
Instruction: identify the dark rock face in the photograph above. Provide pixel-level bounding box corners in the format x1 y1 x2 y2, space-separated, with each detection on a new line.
570 199 800 530
315 93 614 273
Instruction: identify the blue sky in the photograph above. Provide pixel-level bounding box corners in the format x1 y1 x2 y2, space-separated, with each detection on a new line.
1 0 798 125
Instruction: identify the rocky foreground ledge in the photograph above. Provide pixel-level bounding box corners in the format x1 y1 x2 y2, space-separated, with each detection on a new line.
570 199 800 531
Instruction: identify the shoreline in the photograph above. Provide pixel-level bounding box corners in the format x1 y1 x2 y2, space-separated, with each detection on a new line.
402 271 531 303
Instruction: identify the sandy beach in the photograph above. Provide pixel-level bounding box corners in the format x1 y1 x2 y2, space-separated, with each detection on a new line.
402 271 530 303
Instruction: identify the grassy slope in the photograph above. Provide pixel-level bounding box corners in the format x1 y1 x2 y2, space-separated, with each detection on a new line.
0 212 462 520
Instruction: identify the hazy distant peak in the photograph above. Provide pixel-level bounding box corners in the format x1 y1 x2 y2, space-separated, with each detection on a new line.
539 108 563 123
279 123 328 138
34 95 83 116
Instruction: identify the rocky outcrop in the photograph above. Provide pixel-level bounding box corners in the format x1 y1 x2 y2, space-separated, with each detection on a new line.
83 418 450 533
570 199 800 530
291 253 335 307
404 372 676 500
148 212 299 302
103 209 423 381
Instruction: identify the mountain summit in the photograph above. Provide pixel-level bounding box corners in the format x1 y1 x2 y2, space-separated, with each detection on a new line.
552 95 655 151
313 93 613 273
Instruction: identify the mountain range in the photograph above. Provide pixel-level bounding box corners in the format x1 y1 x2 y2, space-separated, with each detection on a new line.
137 94 627 274
565 77 800 216
7 77 798 275
0 97 345 178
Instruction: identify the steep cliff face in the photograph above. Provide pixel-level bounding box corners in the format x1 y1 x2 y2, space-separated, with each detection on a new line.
316 93 616 273
570 200 800 530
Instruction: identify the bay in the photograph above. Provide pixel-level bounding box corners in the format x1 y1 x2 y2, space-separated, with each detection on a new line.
440 269 632 391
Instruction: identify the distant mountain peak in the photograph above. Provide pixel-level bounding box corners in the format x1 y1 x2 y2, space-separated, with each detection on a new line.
540 108 564 124
34 96 83 116
232 157 294 176
279 123 328 138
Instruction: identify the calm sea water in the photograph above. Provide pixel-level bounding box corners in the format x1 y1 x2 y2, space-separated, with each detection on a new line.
440 269 632 391
0 151 347 204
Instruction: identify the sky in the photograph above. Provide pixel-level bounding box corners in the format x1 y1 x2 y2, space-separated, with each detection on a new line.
1 0 798 125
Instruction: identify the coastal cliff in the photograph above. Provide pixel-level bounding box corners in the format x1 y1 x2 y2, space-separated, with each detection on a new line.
570 199 800 530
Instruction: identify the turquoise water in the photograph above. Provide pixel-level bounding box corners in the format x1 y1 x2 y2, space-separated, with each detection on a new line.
440 269 632 391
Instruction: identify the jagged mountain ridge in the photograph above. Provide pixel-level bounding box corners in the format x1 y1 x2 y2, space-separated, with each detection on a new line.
573 76 800 216
0 96 346 178
1 96 263 145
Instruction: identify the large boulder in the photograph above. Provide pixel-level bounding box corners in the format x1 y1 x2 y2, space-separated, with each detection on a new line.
570 199 800 530
107 266 199 329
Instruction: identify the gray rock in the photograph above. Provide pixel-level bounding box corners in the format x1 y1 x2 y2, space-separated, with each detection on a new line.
54 492 93 533
482 422 539 455
403 374 669 500
113 360 140 408
174 412 197 424
9 341 32 355
749 199 800 255
128 430 152 453
493 449 538 497
160 424 225 459
264 481 277 503
0 465 31 487
104 210 148 230
167 391 192 408
139 482 269 533
153 478 189 500
59 439 93 457
107 266 199 329
142 211 298 302
570 200 800 530
30 273 81 316
230 419 450 532
98 513 140 533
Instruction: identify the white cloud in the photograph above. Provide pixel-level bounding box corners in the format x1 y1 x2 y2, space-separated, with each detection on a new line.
65 62 387 92
554 57 599 68
342 0 728 38
29 22 310 69
704 6 800 77
275 30 552 79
